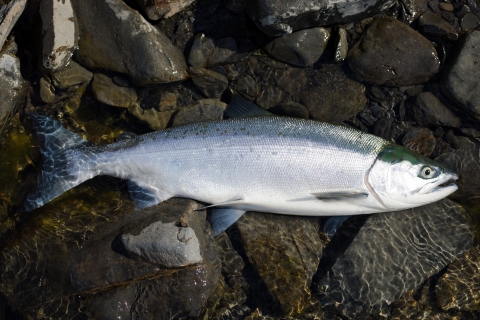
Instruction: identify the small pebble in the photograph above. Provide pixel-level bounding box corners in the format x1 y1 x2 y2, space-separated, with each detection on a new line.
439 2 454 11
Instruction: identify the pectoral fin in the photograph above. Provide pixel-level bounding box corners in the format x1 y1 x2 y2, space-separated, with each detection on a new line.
209 208 246 236
311 190 368 201
324 216 351 239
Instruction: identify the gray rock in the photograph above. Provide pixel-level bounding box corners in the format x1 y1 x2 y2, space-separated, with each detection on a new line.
418 11 458 43
406 92 461 127
172 99 226 127
50 61 93 89
128 104 175 130
92 73 137 108
189 67 228 99
188 33 215 68
348 17 440 86
316 199 474 317
235 212 323 316
71 0 188 86
40 0 77 70
300 67 366 122
402 127 436 157
0 42 28 131
269 101 309 118
334 27 348 62
0 0 26 52
246 0 396 37
436 246 480 311
442 31 480 119
263 27 330 67
460 12 479 30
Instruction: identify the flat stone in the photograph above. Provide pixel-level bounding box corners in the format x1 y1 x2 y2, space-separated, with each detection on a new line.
418 11 458 43
442 31 480 119
92 73 137 108
189 67 228 99
128 104 175 130
348 17 440 86
40 0 77 70
71 0 188 86
264 27 330 67
0 0 26 51
402 127 436 157
172 99 226 127
50 61 93 89
246 0 396 37
235 212 323 316
300 67 366 122
406 92 461 127
315 199 474 317
436 246 480 311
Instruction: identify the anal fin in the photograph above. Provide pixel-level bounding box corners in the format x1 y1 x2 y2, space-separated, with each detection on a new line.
324 216 351 239
127 180 170 210
209 208 245 236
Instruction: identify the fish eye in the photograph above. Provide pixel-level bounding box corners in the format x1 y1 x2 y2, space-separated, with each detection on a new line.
420 166 435 178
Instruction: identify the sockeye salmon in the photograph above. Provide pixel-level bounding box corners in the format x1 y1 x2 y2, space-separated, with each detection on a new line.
23 98 458 236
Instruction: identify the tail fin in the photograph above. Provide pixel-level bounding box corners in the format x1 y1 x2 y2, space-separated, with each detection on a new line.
22 113 93 211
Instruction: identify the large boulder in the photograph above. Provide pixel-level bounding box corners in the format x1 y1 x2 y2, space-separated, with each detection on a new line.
246 0 396 36
71 0 188 86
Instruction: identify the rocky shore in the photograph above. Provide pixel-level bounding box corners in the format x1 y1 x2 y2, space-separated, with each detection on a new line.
0 0 480 319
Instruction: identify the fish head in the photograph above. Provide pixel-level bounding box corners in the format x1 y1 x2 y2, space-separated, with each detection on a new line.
368 145 458 210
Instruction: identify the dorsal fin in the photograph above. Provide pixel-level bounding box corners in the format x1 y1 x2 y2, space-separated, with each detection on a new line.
224 95 274 118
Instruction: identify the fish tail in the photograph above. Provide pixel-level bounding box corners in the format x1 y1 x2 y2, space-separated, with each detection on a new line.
22 113 94 211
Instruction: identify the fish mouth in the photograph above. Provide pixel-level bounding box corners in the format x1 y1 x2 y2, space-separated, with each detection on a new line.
419 174 459 195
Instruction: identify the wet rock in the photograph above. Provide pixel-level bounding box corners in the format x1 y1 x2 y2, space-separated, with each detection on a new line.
460 13 479 30
172 99 226 127
269 101 309 118
128 104 175 130
189 67 228 99
316 199 474 317
188 33 215 68
235 75 260 99
246 0 396 36
40 0 77 70
300 71 366 122
402 127 436 156
256 86 284 109
235 212 323 316
334 27 348 62
0 42 28 131
436 246 480 311
372 117 394 140
435 136 480 204
442 31 480 119
39 76 55 103
406 92 461 127
0 0 26 51
92 73 137 108
348 17 440 86
418 11 458 43
50 61 93 89
208 37 238 66
71 0 188 85
274 67 306 94
263 27 330 67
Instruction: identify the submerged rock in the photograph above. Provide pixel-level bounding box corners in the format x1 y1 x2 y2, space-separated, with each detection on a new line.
263 27 330 67
315 199 474 317
246 0 396 36
92 73 137 108
71 0 188 85
442 31 480 119
348 17 440 86
40 0 77 70
235 212 323 316
406 92 461 128
436 246 480 311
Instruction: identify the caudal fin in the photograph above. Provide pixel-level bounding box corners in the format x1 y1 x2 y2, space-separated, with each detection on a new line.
22 113 93 211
